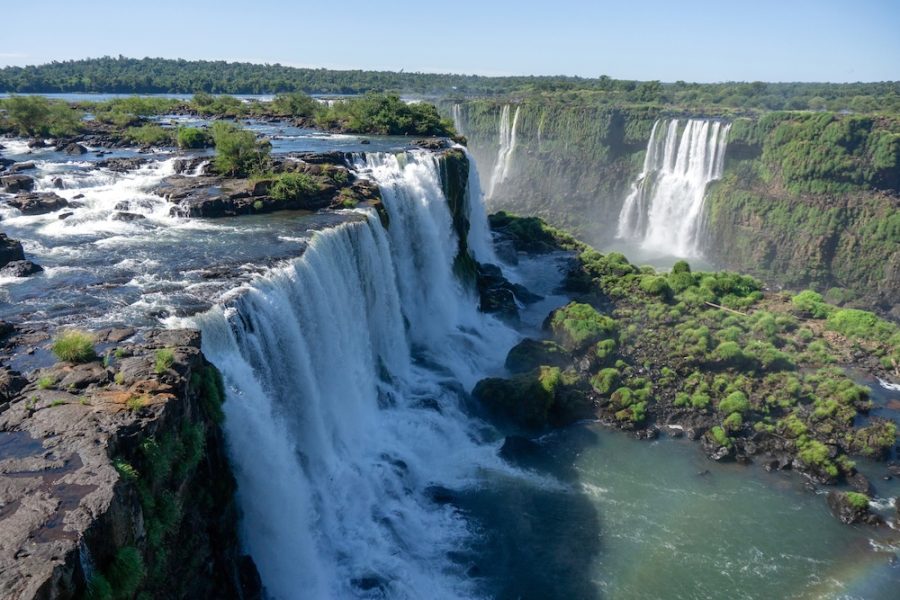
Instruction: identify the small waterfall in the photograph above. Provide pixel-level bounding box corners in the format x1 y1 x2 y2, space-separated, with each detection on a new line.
616 118 731 257
189 151 517 599
486 104 520 199
450 103 464 137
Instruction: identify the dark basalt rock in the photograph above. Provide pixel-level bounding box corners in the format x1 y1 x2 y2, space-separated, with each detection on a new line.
97 156 148 173
0 328 261 599
414 138 451 150
476 262 542 323
826 491 881 525
171 156 208 175
0 174 35 193
7 161 36 174
63 142 88 155
505 338 571 373
0 233 25 268
0 260 43 277
111 211 146 222
6 192 68 215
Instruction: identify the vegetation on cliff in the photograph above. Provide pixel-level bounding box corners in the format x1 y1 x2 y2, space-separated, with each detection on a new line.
477 213 899 490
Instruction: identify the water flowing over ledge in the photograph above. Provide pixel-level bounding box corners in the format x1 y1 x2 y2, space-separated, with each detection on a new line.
487 105 520 199
182 151 519 599
616 118 731 258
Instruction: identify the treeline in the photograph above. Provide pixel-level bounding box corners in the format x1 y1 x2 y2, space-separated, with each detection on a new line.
0 92 455 138
1 57 898 114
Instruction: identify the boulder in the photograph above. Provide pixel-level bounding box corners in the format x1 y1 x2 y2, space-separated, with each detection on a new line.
0 234 25 268
6 192 68 215
8 161 36 174
0 174 35 193
52 177 64 189
63 142 88 155
826 491 881 525
505 338 571 373
97 157 148 172
0 260 43 277
0 368 27 402
111 211 146 222
27 138 46 148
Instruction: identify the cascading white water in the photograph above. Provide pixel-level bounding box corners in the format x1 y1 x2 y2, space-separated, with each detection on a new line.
451 103 465 137
616 118 731 257
486 104 520 199
186 151 519 599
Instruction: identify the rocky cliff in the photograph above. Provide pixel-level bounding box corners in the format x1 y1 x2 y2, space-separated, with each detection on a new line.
0 327 260 600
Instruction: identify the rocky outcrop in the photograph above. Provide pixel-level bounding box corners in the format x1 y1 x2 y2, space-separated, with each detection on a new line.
0 260 43 277
0 329 260 599
0 175 35 194
0 234 25 268
6 193 69 216
826 491 881 525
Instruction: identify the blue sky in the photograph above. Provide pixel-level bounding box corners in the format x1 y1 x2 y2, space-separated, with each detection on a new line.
2 0 898 82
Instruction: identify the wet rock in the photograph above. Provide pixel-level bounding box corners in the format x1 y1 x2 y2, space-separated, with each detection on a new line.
0 260 43 277
826 490 881 525
8 161 36 174
494 239 519 265
27 138 46 148
57 211 74 220
97 157 148 172
63 142 88 155
6 192 68 215
171 156 208 175
111 211 146 222
0 368 27 402
847 471 873 495
505 338 571 373
94 327 136 343
51 177 64 189
0 174 34 193
413 138 450 150
0 234 25 268
476 263 522 322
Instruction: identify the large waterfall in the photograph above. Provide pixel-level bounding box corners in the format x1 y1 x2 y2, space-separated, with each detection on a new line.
486 104 520 199
188 151 517 599
616 118 730 257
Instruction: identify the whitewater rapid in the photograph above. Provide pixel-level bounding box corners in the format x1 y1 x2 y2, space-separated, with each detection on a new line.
183 151 520 599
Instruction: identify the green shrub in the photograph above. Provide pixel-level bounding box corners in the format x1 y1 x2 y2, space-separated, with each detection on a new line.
176 126 211 149
718 391 750 415
125 124 174 146
550 302 617 350
271 92 319 117
0 95 83 137
107 546 145 598
797 439 838 478
709 426 731 447
154 348 175 374
712 341 748 366
270 172 319 200
316 92 454 136
691 392 712 409
791 290 831 318
211 121 270 176
85 574 113 600
639 275 673 299
723 411 743 431
51 330 97 363
826 308 896 342
590 368 620 395
845 492 870 510
37 376 54 390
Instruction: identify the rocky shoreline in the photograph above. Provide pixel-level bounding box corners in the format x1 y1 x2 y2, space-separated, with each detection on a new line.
474 213 900 528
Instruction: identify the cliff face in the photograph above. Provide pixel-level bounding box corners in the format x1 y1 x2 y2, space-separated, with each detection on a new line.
450 101 900 315
704 113 900 316
0 329 259 600
446 99 658 242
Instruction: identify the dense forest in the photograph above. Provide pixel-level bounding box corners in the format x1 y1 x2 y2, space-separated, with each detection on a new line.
1 57 899 113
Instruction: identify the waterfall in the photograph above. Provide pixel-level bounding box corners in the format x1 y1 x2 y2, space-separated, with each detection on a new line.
451 103 464 137
186 151 518 599
616 118 731 257
486 105 520 199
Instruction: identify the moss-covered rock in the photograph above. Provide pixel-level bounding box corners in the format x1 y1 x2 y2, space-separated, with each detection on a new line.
505 338 571 373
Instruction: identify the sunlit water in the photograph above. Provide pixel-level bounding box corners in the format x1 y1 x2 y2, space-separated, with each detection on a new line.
2 130 899 598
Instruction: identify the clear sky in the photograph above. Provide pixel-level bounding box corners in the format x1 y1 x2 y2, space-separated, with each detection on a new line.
2 0 898 82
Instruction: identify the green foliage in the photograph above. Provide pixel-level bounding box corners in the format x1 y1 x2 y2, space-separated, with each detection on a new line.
709 426 731 448
718 391 750 415
36 376 54 390
316 93 454 136
197 365 226 423
826 308 896 342
107 547 145 598
590 368 620 395
271 91 319 117
791 290 832 318
796 439 838 478
550 302 617 350
0 95 83 137
154 348 175 374
639 275 672 299
723 412 743 432
845 492 870 510
125 124 174 146
210 121 270 176
176 126 211 149
269 172 319 200
85 574 113 600
51 329 97 363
